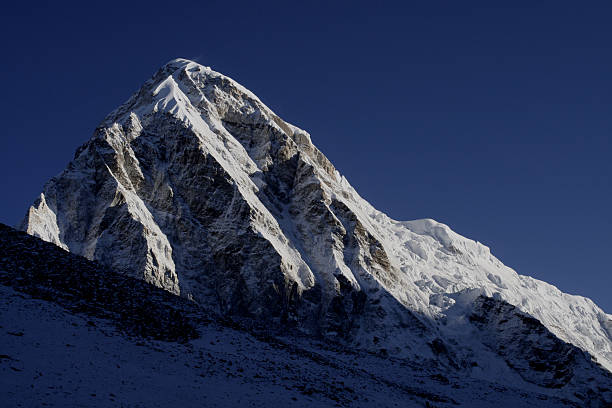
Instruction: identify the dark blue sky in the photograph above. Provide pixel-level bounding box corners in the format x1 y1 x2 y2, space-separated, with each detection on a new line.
1 1 610 311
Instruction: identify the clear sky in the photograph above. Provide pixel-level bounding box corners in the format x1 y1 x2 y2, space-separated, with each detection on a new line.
1 1 610 311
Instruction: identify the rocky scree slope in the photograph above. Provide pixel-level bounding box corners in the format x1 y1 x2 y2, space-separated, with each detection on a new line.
20 59 612 377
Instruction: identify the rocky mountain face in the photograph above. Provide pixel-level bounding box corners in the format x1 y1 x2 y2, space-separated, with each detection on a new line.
20 59 612 387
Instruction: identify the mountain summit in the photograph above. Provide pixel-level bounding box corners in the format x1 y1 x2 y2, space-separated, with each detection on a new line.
20 59 612 385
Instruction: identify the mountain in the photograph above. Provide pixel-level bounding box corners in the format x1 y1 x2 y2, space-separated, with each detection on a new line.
19 58 612 389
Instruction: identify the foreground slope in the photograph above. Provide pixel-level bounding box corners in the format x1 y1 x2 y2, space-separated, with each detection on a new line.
1 224 610 407
20 59 612 375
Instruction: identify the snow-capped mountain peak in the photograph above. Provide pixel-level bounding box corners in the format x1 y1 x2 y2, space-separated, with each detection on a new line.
20 58 612 380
